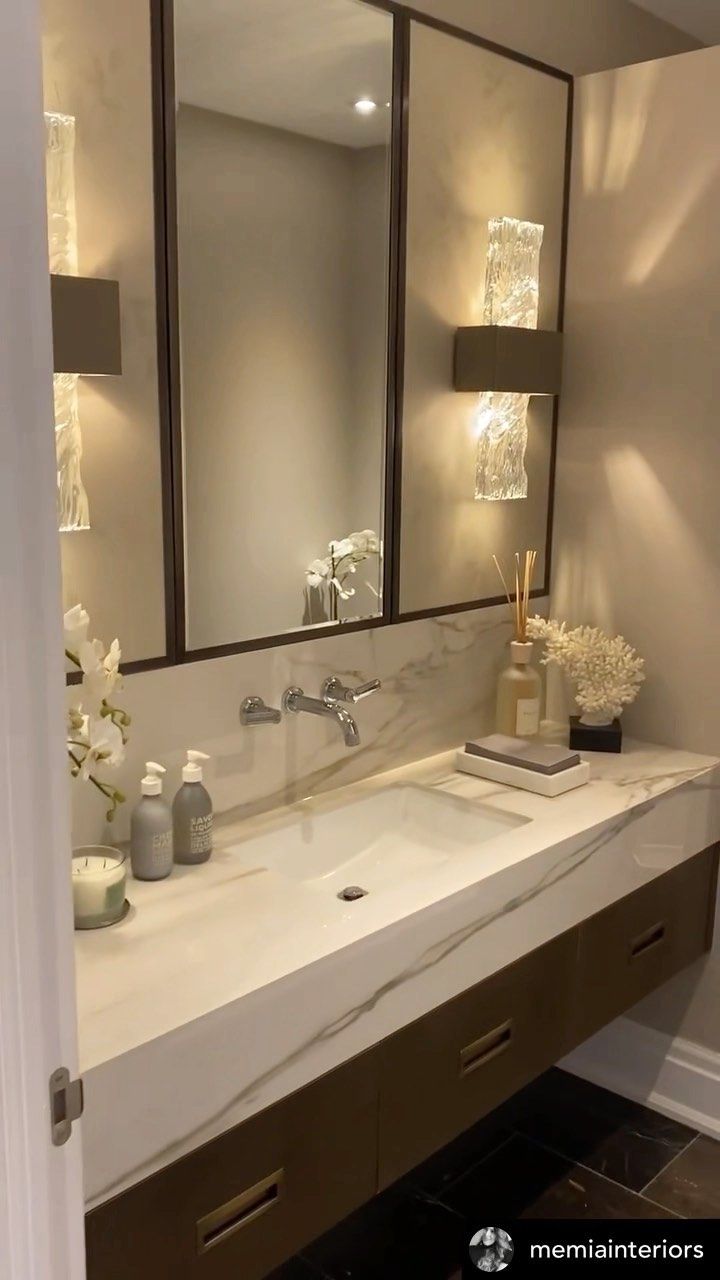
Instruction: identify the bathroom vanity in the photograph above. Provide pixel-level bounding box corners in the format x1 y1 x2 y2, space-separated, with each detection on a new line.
79 741 720 1279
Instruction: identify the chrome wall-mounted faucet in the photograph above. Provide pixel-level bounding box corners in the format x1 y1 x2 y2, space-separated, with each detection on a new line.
321 676 382 704
282 686 361 747
240 695 282 726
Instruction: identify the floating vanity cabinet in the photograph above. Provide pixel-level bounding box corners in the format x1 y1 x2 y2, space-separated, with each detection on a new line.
85 847 718 1280
569 844 718 1045
377 930 578 1187
84 1048 380 1280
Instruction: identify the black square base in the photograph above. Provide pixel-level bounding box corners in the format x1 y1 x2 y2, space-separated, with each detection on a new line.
569 716 622 753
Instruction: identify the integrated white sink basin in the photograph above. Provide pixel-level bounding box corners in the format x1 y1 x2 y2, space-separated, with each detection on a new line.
229 783 529 896
77 742 720 1209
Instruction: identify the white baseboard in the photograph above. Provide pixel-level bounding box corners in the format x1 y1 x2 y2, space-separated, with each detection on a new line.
560 1016 720 1138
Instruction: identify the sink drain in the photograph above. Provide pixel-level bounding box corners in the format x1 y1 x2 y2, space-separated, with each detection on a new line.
337 885 369 902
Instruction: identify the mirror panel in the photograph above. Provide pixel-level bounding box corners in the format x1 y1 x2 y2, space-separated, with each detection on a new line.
173 0 394 651
397 21 569 617
43 0 171 671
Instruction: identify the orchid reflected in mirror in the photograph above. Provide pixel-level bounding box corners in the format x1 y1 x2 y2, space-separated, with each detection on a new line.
305 530 381 624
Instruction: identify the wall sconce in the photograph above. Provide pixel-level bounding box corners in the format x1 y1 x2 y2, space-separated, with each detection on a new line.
45 111 122 532
51 276 121 376
453 216 563 502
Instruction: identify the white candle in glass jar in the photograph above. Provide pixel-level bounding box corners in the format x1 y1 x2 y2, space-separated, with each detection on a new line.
72 847 127 928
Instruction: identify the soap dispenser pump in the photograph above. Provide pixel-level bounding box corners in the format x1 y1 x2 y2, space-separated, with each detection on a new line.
173 750 213 865
130 762 174 881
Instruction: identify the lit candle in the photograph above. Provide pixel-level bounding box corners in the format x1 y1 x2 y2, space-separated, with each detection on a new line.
72 847 127 929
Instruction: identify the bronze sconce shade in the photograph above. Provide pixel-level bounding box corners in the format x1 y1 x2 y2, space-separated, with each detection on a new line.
51 274 122 375
454 325 562 394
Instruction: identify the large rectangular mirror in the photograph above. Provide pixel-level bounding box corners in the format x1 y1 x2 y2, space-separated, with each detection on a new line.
168 0 396 654
395 20 570 619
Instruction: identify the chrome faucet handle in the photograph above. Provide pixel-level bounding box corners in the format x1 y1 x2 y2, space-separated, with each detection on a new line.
240 695 282 726
321 676 382 704
282 686 304 713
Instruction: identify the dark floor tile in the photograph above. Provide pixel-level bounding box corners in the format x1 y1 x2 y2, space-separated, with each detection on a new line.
406 1084 549 1197
444 1133 676 1222
303 1182 467 1279
407 1120 513 1197
645 1135 720 1218
266 1256 325 1280
516 1068 696 1191
523 1165 677 1220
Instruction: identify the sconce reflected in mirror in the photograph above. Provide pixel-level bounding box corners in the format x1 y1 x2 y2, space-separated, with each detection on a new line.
45 111 122 533
453 216 563 502
51 275 121 376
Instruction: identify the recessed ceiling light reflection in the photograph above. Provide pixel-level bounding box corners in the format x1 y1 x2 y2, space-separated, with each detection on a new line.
353 98 378 115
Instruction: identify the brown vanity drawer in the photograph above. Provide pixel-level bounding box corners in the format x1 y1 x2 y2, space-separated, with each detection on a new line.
378 929 578 1187
85 1048 379 1280
569 845 718 1046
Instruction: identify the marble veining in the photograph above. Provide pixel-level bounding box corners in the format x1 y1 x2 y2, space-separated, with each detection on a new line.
78 740 720 1208
70 604 517 845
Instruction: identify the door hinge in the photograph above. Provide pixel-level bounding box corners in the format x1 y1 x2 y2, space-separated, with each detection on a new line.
49 1067 84 1147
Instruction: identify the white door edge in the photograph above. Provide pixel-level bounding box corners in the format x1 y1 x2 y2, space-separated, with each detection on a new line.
0 0 86 1275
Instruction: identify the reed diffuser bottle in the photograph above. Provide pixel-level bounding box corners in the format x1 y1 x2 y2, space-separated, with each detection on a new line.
493 550 541 738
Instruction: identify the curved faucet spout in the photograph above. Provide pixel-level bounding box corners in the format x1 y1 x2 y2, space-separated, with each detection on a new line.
282 687 361 747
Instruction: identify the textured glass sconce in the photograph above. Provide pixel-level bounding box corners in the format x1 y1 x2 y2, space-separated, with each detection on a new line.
45 111 87 532
453 217 562 502
45 112 122 532
476 216 541 502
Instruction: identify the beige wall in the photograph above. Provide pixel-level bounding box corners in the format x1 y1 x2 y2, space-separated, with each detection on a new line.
42 0 167 664
177 105 388 647
553 44 720 1050
399 22 567 613
349 145 390 536
406 0 698 72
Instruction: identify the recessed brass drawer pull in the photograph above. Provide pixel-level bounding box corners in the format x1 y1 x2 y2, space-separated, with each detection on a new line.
630 921 666 960
196 1168 285 1254
459 1019 513 1077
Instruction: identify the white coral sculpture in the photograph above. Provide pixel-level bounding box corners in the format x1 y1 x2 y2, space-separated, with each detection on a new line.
527 616 644 724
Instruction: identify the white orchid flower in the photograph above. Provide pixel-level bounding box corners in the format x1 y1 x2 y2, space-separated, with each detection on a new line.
79 636 123 710
63 603 90 656
306 557 332 588
305 529 380 617
79 714 125 780
329 538 355 559
347 530 380 555
64 605 128 820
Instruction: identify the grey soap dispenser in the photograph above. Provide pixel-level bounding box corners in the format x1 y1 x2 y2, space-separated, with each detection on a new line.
173 749 213 865
130 762 173 880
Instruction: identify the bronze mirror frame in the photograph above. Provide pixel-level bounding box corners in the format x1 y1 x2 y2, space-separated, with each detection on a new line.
75 0 571 683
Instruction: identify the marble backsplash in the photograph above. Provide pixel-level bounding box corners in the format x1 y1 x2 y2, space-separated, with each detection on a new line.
70 601 546 846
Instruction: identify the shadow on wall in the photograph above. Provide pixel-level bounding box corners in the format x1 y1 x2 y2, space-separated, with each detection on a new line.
553 49 720 755
579 59 720 287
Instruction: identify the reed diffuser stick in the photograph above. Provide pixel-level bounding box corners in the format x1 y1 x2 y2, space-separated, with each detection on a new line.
493 550 537 642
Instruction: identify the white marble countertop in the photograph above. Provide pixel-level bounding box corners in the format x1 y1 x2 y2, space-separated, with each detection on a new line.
77 740 720 1207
